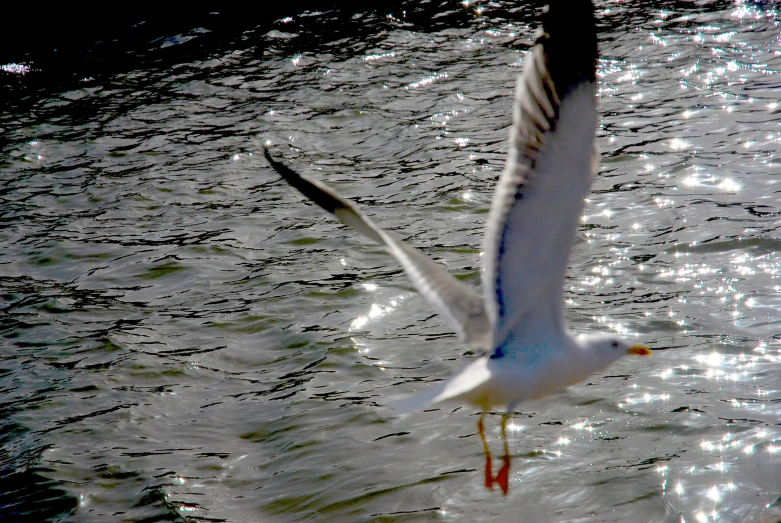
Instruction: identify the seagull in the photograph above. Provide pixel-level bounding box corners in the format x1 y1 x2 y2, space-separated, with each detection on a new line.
263 0 650 495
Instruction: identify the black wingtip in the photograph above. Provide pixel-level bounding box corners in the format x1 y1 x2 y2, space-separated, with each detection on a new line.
263 146 296 180
264 147 346 215
540 0 597 98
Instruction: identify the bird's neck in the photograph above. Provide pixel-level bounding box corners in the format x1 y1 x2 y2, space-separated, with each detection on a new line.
553 336 613 385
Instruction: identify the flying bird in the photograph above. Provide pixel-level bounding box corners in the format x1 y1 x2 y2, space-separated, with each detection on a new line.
264 0 650 495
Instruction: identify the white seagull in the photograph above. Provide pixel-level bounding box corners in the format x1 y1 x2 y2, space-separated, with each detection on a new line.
264 0 650 494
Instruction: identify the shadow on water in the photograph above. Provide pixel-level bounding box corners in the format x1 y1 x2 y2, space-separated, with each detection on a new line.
0 417 77 521
2 0 736 106
0 1 485 110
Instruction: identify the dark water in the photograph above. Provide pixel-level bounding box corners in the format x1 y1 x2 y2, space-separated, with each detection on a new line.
2 1 781 521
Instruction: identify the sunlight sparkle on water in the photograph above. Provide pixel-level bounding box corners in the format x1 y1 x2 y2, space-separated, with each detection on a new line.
364 52 395 62
406 72 448 89
368 304 383 318
718 178 740 192
0 63 30 75
350 293 405 331
696 352 724 367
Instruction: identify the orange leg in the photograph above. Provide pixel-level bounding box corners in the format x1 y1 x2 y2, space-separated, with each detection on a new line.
478 411 493 490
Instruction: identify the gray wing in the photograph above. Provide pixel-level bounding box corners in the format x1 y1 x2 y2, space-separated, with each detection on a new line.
265 148 491 350
482 0 600 348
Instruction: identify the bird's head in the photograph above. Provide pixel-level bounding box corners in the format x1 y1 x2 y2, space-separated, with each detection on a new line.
579 334 651 367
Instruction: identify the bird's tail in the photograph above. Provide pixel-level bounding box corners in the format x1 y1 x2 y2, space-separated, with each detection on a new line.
386 357 493 414
386 381 450 415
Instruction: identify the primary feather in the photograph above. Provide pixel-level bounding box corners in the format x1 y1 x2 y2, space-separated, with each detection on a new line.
482 1 598 349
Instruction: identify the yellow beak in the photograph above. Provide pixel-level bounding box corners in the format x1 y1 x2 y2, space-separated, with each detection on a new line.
628 345 652 356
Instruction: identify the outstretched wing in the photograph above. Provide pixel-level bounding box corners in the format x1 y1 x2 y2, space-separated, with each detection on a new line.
265 148 491 350
482 0 600 348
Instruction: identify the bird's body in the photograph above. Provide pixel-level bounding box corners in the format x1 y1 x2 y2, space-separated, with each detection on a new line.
394 331 644 414
264 0 650 494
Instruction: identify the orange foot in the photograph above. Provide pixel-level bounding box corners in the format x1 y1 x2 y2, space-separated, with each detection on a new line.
479 412 512 494
495 454 511 495
482 454 511 494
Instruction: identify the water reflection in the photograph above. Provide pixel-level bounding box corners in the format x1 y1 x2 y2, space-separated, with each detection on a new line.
348 283 407 334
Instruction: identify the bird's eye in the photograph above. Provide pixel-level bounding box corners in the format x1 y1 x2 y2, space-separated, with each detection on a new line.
611 341 619 348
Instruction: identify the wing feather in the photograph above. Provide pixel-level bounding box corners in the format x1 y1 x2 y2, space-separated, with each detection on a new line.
265 148 491 350
482 1 599 348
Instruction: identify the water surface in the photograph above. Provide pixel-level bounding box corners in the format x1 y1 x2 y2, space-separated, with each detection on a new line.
2 1 781 521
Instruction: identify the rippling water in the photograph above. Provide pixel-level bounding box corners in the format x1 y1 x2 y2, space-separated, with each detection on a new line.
2 1 781 521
